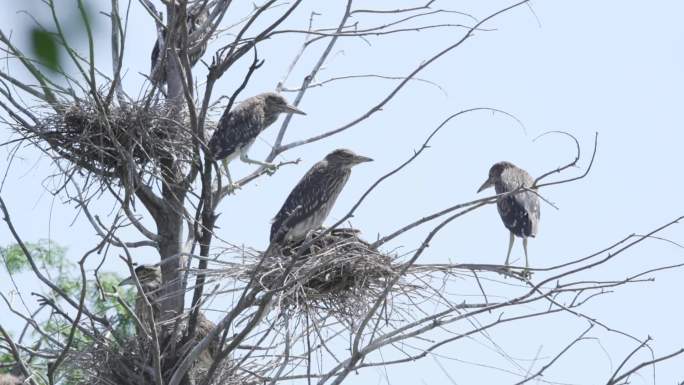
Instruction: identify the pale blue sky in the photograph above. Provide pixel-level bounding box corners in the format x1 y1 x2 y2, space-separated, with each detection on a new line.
1 1 683 384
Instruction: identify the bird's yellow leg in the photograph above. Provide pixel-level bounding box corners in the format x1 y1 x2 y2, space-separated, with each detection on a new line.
239 151 276 174
221 159 241 193
522 237 531 278
504 231 515 266
221 159 231 182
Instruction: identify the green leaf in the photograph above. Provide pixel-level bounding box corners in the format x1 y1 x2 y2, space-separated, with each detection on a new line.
30 28 60 71
96 272 123 293
34 240 68 268
0 353 16 374
1 244 30 273
56 275 81 297
1 240 68 274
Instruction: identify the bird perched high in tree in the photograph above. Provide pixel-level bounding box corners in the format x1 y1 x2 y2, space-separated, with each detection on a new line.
208 92 306 186
477 161 540 271
150 6 209 85
119 264 218 367
270 149 373 244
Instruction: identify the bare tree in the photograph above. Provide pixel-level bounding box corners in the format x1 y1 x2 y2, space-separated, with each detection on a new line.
0 1 682 384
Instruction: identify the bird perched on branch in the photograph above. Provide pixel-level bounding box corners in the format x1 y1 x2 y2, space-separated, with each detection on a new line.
150 6 208 85
119 265 218 365
270 149 373 244
477 161 540 271
119 264 162 335
208 92 306 186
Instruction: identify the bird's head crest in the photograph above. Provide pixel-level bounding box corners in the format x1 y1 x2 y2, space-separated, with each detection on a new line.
261 92 306 116
488 161 516 180
478 161 516 193
119 264 161 287
325 149 374 167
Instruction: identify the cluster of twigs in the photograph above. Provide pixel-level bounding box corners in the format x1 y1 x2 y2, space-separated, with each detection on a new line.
192 360 264 385
2 0 683 383
221 229 401 321
30 100 196 181
63 327 261 385
66 336 158 385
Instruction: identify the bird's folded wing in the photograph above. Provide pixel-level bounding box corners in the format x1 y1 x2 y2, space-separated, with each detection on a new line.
270 163 335 242
498 169 540 236
209 106 262 159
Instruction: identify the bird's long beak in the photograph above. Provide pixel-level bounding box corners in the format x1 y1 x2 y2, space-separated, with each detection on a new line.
477 178 493 193
284 104 306 115
353 155 374 163
118 276 134 287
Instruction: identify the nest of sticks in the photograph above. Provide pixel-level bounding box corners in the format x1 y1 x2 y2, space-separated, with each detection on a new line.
30 99 197 180
228 228 402 320
66 329 260 385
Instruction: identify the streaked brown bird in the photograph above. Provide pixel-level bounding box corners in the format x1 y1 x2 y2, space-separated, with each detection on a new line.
270 149 373 244
208 92 305 186
119 265 218 365
119 264 162 335
150 6 208 85
477 161 540 270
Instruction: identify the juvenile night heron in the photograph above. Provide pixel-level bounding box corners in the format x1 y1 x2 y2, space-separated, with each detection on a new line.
270 149 373 244
119 264 162 335
119 265 218 364
150 7 208 85
477 161 540 270
208 92 306 186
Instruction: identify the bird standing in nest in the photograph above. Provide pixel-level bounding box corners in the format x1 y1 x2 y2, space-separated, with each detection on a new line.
477 161 540 272
270 149 373 244
208 92 306 188
150 6 209 86
119 265 218 367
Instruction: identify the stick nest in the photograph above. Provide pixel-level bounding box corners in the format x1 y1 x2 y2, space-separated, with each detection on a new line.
66 328 261 385
33 100 197 180
231 228 401 320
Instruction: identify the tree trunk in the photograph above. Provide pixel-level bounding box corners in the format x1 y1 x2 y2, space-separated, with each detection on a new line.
157 203 185 322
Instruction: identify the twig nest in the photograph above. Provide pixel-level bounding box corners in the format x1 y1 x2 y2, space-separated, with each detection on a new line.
35 100 196 180
65 319 261 385
246 228 398 319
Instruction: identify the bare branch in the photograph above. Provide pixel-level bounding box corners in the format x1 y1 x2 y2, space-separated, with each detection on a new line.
277 0 532 153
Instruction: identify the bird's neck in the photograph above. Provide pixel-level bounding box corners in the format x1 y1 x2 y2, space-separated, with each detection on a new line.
140 282 161 295
262 109 279 128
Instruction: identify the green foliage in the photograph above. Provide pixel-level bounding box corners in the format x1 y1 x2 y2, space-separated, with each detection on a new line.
1 241 138 379
90 272 137 339
25 0 96 77
0 240 69 274
1 243 27 273
0 352 16 374
30 28 60 72
56 275 81 297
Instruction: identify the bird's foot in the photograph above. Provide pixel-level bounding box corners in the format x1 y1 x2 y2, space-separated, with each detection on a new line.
214 173 242 195
501 262 512 279
304 230 316 244
226 182 242 194
263 163 277 175
521 268 532 280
